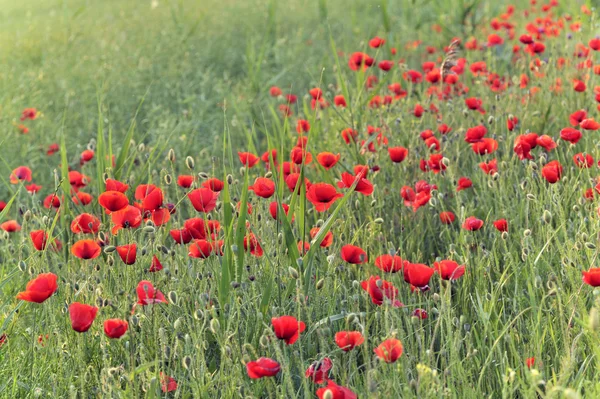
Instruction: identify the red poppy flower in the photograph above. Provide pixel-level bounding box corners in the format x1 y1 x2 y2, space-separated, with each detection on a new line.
412 308 428 319
72 191 93 206
68 302 98 332
111 205 142 234
26 183 42 194
305 358 332 384
337 172 373 196
374 338 403 363
573 153 594 168
177 175 194 188
465 97 486 114
560 127 582 144
348 52 374 71
388 146 408 163
43 194 61 209
246 357 280 379
105 179 129 193
310 227 333 247
249 177 275 198
160 373 177 393
202 178 224 192
536 135 557 151
317 152 341 170
526 357 536 369
188 239 214 258
341 244 367 264
271 315 306 345
316 380 357 399
244 233 263 257
188 187 219 212
456 177 473 191
487 33 504 46
570 109 587 126
374 254 403 273
403 262 434 288
80 149 94 164
581 118 600 131
541 160 563 184
136 280 167 305
238 152 259 167
269 86 281 96
269 201 290 220
361 275 403 307
0 220 21 232
492 219 508 232
479 159 498 175
170 228 193 244
464 125 487 143
439 211 456 224
70 213 101 234
433 260 465 280
104 319 128 339
307 183 343 212
184 218 207 239
16 272 58 303
334 331 365 352
98 191 129 213
149 255 163 272
463 216 484 231
334 95 347 107
471 138 498 155
10 166 32 184
116 243 137 265
71 239 101 260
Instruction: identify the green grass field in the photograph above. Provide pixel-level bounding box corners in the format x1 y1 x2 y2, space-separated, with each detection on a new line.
1 0 600 397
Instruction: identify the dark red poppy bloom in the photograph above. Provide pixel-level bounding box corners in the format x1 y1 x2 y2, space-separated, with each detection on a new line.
272 315 306 345
99 191 129 213
361 275 403 307
305 358 332 384
317 152 341 170
541 160 563 184
0 220 20 232
72 191 93 206
439 211 456 224
388 146 408 163
434 260 466 280
570 109 587 126
412 308 428 319
456 177 472 191
341 244 367 264
30 230 49 251
202 178 224 192
188 187 219 212
348 52 374 71
583 268 600 287
184 218 207 239
249 177 275 198
160 373 177 393
465 97 486 114
105 179 129 193
71 239 101 260
16 273 58 303
68 302 98 332
374 338 403 363
246 357 280 379
574 153 594 168
116 243 137 265
378 60 394 71
68 171 89 190
188 239 214 258
10 166 32 184
170 228 193 244
492 219 508 232
136 280 167 305
560 127 582 144
369 36 385 48
104 319 128 339
463 216 484 231
238 152 259 167
307 183 343 212
334 331 365 352
310 227 333 247
43 194 61 209
111 205 142 234
403 262 434 288
316 380 357 399
177 175 194 188
70 213 100 234
374 254 403 273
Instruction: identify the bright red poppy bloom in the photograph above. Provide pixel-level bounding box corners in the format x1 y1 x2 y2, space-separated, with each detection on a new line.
70 213 101 234
464 125 487 143
361 275 403 307
316 380 357 399
188 239 214 258
465 97 486 113
99 191 129 213
244 233 263 257
305 358 332 384
492 219 508 232
68 302 98 332
307 183 343 212
388 146 408 163
560 127 582 144
202 178 224 192
160 373 178 393
341 244 367 264
433 260 466 280
317 152 341 170
104 319 128 339
479 159 498 175
105 179 129 193
456 177 473 191
403 262 434 288
188 187 219 212
574 153 594 168
246 357 280 379
583 268 600 287
238 152 259 167
0 220 21 232
463 216 484 231
271 316 306 345
184 218 207 239
337 172 373 196
249 177 275 198
334 331 365 352
581 118 600 131
334 95 347 107
71 239 101 260
111 205 142 234
374 254 403 273
177 175 194 188
16 273 58 303
269 201 290 220
136 280 167 305
10 166 32 184
374 338 403 363
541 160 563 184
72 191 93 206
149 255 163 272
439 211 456 224
310 227 333 247
116 243 137 265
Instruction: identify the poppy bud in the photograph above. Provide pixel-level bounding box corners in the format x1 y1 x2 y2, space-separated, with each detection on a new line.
288 267 299 279
173 317 183 330
137 143 145 153
107 255 114 266
590 308 600 332
581 233 589 241
492 173 499 181
131 315 139 327
259 334 269 347
355 199 360 208
143 226 156 234
529 162 538 171
316 278 325 290
374 218 384 224
322 390 334 399
210 318 220 334
429 197 438 207
168 291 178 305
182 356 192 369
573 205 580 212
370 200 377 207
194 309 204 320
501 231 509 240
586 242 596 250
185 156 195 170
523 229 531 237
542 210 552 224
487 116 495 124
239 166 245 176
526 194 536 201
432 293 440 302
264 171 273 179
164 174 172 185
168 149 176 162
198 172 209 179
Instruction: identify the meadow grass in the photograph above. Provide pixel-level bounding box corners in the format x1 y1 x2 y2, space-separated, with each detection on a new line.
1 0 600 398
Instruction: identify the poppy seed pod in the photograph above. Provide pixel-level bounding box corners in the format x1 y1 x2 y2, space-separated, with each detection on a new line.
288 267 299 279
185 156 195 170
526 194 536 201
316 278 325 290
163 174 172 185
167 149 175 162
264 171 273 179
